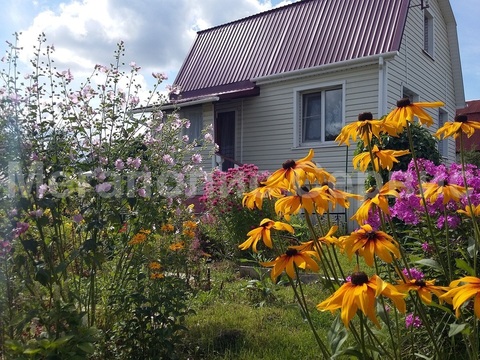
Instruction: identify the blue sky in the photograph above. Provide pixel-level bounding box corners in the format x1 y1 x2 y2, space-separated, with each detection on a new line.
1 0 478 102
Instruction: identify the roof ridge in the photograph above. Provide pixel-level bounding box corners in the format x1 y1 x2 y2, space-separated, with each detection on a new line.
196 0 313 34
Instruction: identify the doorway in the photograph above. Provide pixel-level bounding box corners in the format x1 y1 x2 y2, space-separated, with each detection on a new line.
216 111 236 171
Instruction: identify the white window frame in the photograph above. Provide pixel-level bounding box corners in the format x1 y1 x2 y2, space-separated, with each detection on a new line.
180 106 203 145
423 9 434 57
293 81 345 148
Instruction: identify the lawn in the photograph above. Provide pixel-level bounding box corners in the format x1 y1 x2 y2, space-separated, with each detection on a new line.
178 260 349 359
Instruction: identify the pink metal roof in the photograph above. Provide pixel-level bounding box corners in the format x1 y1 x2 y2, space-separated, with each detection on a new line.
172 0 410 101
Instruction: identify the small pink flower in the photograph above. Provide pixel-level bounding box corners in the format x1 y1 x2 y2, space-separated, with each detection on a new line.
127 157 141 170
191 154 202 164
14 222 29 237
162 154 174 165
96 182 112 193
405 313 422 328
115 159 125 171
137 188 147 197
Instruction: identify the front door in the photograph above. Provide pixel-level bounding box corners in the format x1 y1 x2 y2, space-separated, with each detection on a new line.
216 111 235 171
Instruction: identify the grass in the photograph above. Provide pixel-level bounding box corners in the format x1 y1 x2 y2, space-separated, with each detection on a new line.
178 260 348 359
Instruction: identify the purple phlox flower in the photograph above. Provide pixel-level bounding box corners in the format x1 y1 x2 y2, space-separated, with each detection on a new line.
182 135 189 143
391 192 422 225
137 188 147 197
421 242 433 254
436 214 461 229
405 313 422 329
402 267 424 281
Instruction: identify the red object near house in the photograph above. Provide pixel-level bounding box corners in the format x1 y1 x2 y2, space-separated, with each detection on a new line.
456 100 480 152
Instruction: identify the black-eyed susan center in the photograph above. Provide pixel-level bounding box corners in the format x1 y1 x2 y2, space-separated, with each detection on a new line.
351 271 369 286
414 279 426 287
454 115 468 123
286 248 299 257
282 159 296 169
358 112 373 121
396 97 411 107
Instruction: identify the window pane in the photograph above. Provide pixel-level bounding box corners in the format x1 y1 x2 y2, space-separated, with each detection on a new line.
324 88 342 141
302 92 321 141
181 107 203 143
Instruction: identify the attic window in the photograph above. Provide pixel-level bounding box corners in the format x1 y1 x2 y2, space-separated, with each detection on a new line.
295 84 344 146
423 9 434 56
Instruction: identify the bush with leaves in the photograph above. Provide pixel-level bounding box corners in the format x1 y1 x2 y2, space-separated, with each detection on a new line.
0 34 214 359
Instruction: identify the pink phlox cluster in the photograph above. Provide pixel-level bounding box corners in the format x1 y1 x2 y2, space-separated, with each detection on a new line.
390 159 480 229
402 267 424 281
405 313 422 329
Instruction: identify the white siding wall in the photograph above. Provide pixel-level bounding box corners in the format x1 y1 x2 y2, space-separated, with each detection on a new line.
387 0 457 162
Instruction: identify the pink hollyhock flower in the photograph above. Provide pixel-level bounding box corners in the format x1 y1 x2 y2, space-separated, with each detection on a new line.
115 159 125 170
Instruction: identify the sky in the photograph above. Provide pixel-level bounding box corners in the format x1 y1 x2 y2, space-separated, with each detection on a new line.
1 0 479 103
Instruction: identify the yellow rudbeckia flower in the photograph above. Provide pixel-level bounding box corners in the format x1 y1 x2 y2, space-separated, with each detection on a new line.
385 98 445 131
440 276 480 319
436 114 480 140
317 272 406 328
352 145 410 172
341 224 401 267
335 112 387 146
261 248 319 281
274 185 333 220
457 203 480 218
395 279 447 305
238 218 294 252
242 184 283 210
422 179 467 204
352 180 405 224
262 149 318 190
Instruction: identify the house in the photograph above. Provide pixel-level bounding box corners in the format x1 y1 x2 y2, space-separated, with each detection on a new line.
169 0 465 221
455 99 480 153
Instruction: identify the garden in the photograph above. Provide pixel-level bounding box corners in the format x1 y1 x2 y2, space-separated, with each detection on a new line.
1 35 480 359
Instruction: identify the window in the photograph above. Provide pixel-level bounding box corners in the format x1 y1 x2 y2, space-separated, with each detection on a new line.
180 106 203 144
297 86 343 145
423 9 434 56
403 87 419 103
438 109 449 158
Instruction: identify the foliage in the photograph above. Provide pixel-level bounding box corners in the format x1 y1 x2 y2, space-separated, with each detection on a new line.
199 164 276 260
238 102 480 359
0 34 214 359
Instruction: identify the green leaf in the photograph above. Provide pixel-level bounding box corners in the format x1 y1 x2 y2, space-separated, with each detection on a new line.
467 236 477 258
328 315 349 357
414 259 442 272
77 342 95 354
448 322 468 337
455 258 475 276
23 348 42 355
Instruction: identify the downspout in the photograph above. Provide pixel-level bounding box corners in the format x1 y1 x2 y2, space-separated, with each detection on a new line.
378 56 387 117
241 99 244 164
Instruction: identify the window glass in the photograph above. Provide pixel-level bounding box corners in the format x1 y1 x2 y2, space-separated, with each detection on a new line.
303 92 322 141
325 88 343 141
180 106 203 144
300 87 342 144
